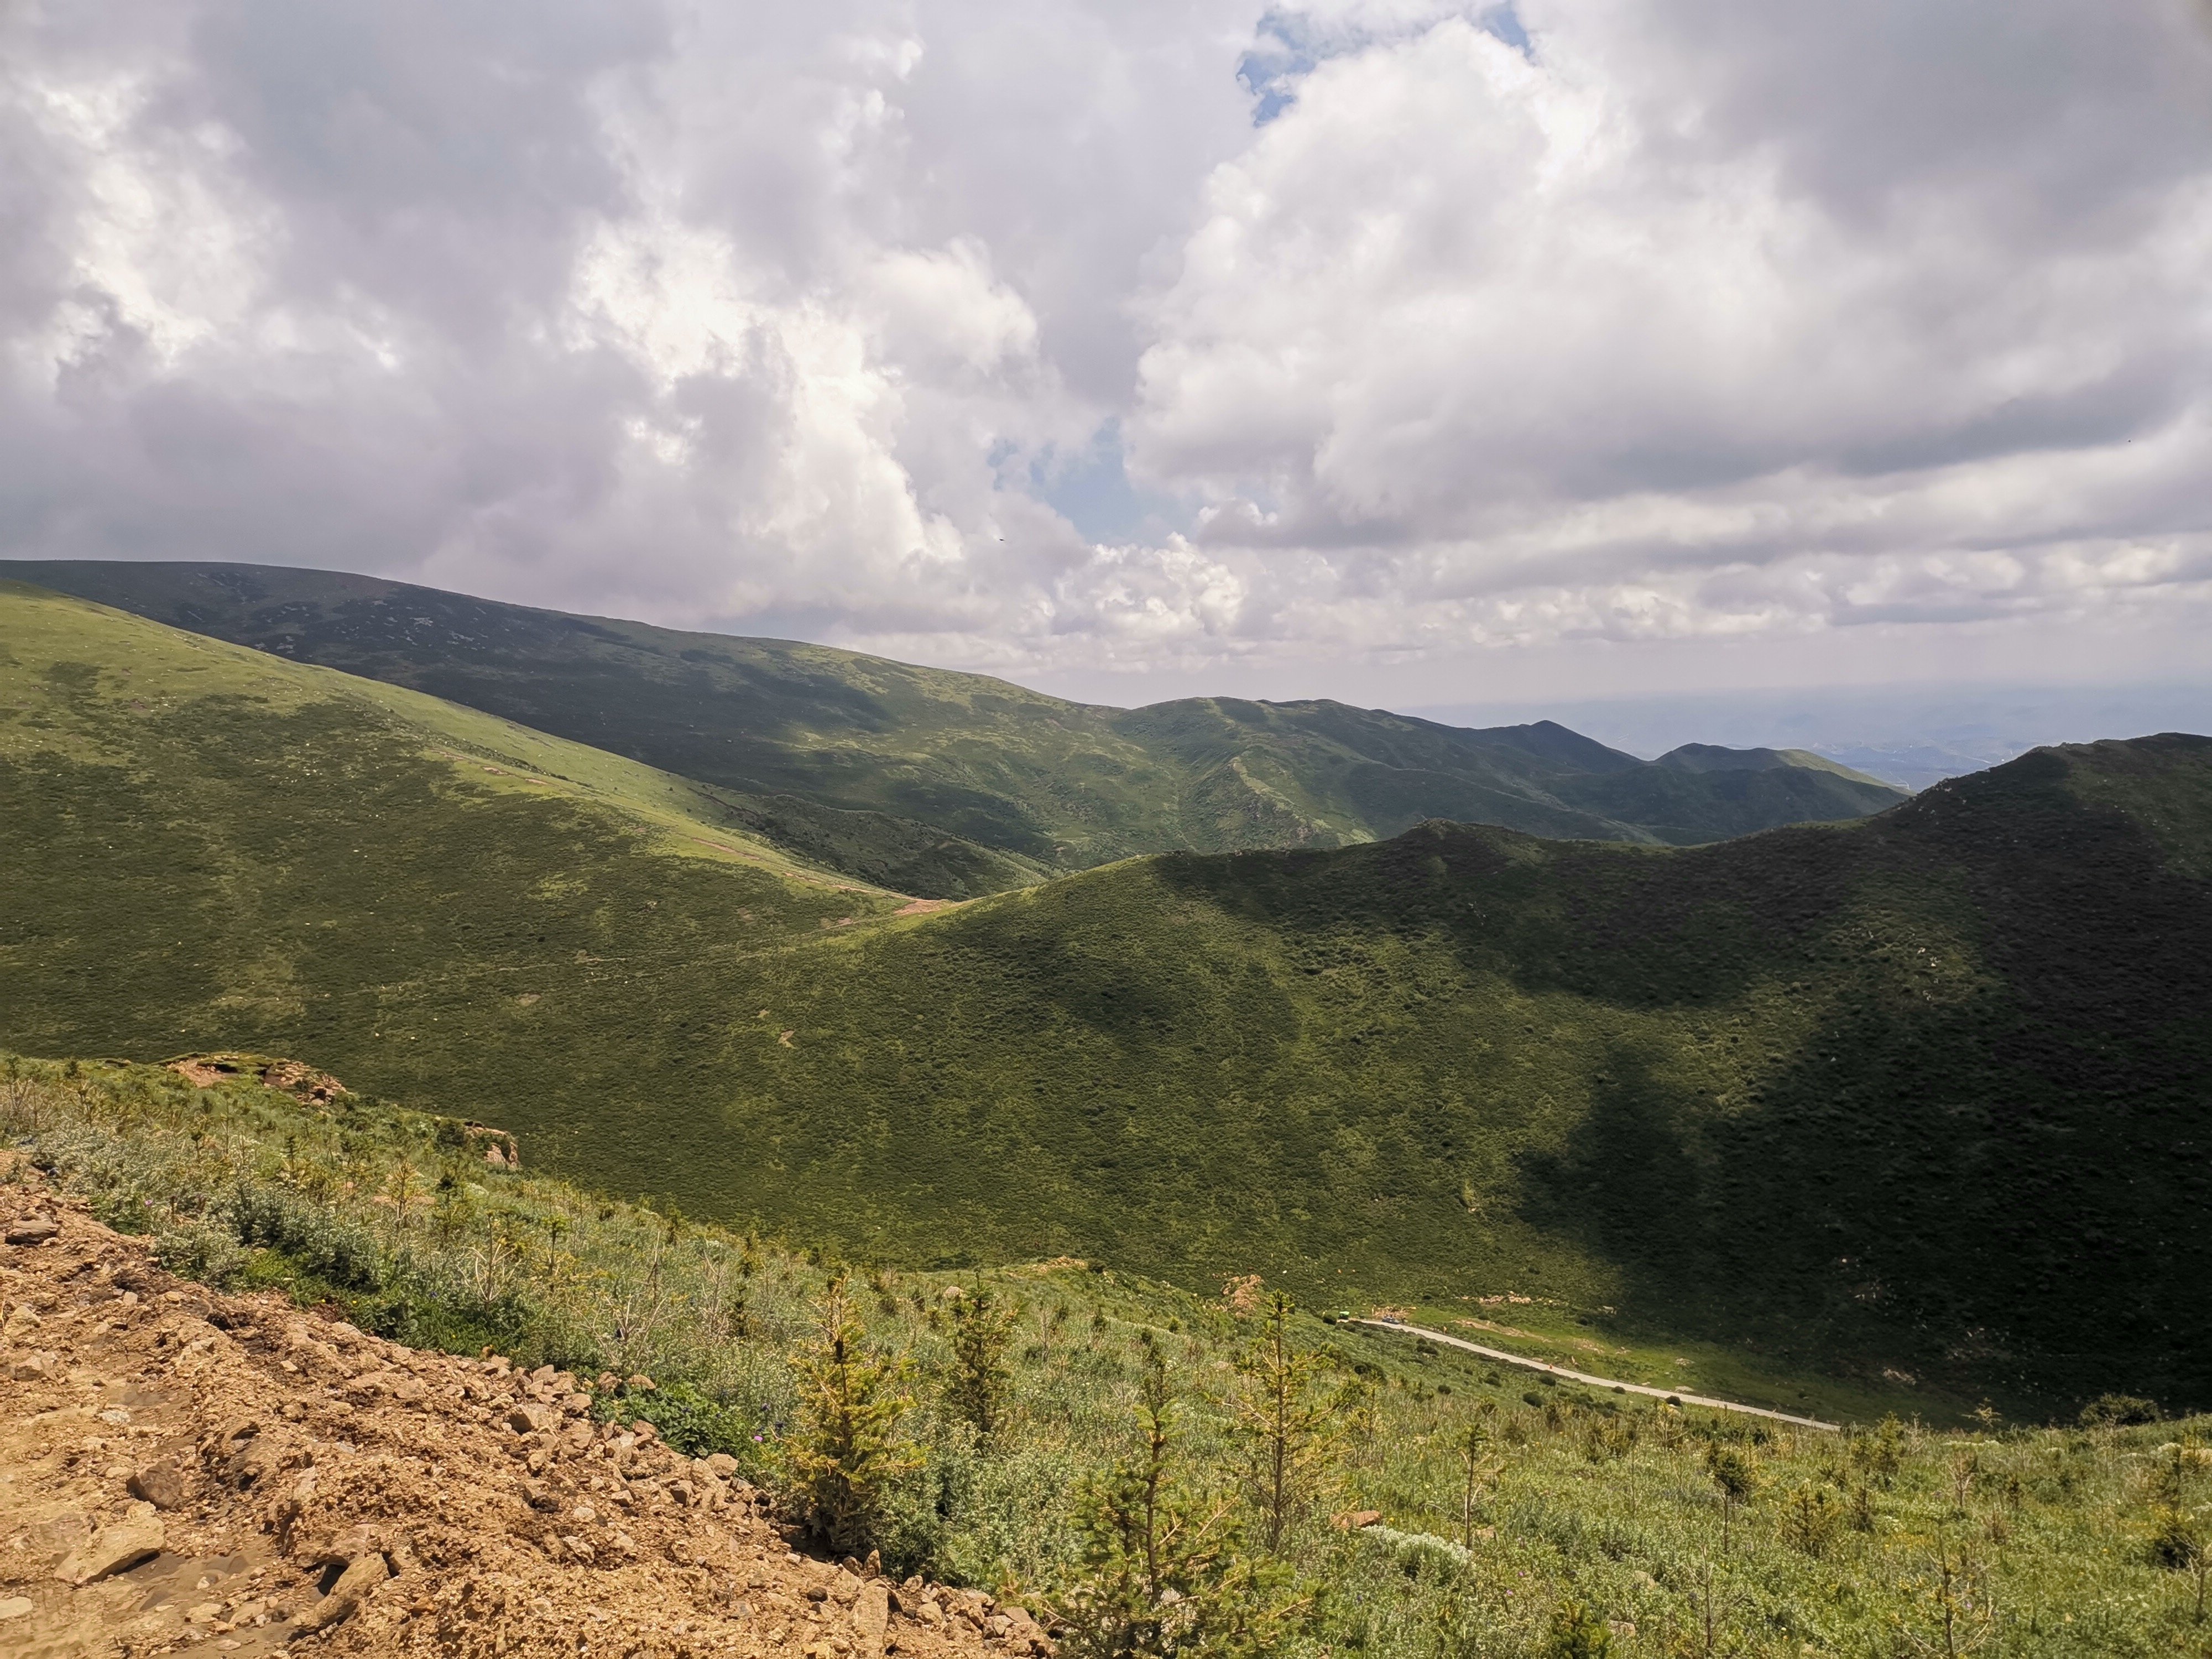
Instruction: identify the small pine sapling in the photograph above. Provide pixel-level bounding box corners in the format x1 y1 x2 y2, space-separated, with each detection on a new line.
1947 1447 1979 1516
1230 1291 1340 1553
786 1274 919 1557
1779 1482 1840 1559
943 1285 1017 1442
1703 1443 1759 1555
1054 1354 1296 1659
1851 1414 1907 1488
1849 1482 1877 1533
1902 1548 1993 1659
1455 1408 1503 1550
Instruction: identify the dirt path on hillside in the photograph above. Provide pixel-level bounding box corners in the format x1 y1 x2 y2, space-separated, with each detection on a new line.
0 1180 1051 1658
1349 1319 1841 1432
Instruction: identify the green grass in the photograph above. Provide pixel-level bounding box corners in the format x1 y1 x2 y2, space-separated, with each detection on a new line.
4 560 1906 896
10 1054 2212 1659
1 583 2206 1416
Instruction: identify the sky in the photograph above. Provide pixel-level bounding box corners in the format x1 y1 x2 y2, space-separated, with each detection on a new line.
6 0 2212 720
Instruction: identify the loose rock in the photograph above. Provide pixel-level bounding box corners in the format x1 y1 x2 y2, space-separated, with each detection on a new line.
855 1579 890 1656
126 1459 188 1509
54 1516 164 1586
295 1549 392 1633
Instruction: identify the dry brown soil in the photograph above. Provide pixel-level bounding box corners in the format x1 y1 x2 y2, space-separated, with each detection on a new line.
0 1180 1044 1659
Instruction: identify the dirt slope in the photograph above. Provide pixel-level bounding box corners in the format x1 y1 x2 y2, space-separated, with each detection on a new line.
0 1180 1040 1659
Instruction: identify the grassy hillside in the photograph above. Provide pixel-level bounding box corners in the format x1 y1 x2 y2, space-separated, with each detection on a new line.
0 580 912 1171
6 560 1905 895
1 581 2204 1415
14 1055 2209 1659
658 737 2212 1416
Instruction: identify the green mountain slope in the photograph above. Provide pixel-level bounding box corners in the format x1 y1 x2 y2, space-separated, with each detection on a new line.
5 561 1906 895
0 581 906 1165
656 736 2212 1413
2 582 2203 1411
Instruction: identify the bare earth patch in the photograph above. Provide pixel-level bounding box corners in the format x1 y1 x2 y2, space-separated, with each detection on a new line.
0 1183 1045 1659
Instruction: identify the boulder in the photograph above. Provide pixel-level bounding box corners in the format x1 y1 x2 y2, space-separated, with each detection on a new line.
0 1595 33 1621
55 1516 164 1586
127 1460 188 1510
506 1402 561 1435
4 1214 59 1245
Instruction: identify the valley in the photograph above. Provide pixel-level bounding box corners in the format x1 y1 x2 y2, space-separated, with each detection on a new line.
2 578 2206 1419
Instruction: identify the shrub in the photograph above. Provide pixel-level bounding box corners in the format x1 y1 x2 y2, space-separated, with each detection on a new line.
2081 1394 2161 1428
607 1379 765 1471
1780 1483 1841 1558
1538 1599 1615 1659
153 1220 246 1287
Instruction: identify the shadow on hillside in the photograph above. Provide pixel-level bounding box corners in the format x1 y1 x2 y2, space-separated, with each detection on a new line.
1514 758 2212 1413
1155 743 2212 1412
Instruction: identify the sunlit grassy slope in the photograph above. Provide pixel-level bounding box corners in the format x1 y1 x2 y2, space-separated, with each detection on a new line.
0 580 907 1170
7 560 1906 896
2 582 2205 1415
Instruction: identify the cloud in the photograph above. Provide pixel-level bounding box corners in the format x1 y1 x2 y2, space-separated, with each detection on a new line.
1128 0 2212 661
3 0 2210 696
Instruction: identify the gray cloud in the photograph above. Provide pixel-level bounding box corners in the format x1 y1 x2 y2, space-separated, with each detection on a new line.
3 0 2209 701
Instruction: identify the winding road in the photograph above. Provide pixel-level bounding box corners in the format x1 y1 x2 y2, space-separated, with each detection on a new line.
1348 1319 1843 1432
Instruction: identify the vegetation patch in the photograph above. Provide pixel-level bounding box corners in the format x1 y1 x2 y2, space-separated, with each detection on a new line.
7 1054 2212 1658
1 583 2207 1411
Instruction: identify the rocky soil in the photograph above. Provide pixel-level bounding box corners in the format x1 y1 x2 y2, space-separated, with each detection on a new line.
0 1180 1047 1659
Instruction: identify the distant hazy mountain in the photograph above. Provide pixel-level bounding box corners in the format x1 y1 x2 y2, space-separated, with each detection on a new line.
1421 685 2212 794
5 561 1907 896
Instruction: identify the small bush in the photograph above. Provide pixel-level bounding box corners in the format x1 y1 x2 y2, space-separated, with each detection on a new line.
153 1220 246 1287
1538 1599 1615 1659
1780 1483 1841 1558
2149 1505 2202 1571
2081 1394 2161 1428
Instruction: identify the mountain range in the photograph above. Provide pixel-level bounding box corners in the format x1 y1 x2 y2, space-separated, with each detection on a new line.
4 560 1905 898
3 573 2206 1413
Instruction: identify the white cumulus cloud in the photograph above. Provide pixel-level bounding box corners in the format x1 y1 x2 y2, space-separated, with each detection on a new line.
2 0 2209 698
